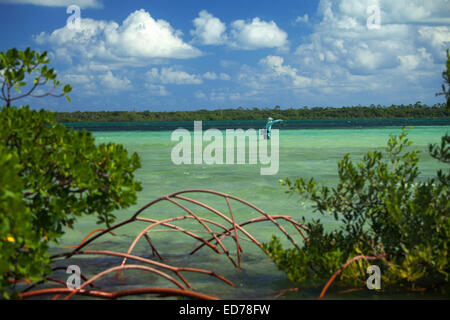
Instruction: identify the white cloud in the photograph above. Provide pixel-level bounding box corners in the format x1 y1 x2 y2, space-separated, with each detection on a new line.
194 89 242 102
99 71 131 90
418 26 450 60
63 73 91 85
34 9 202 66
337 0 450 25
219 73 231 80
146 84 169 96
0 0 102 8
203 71 231 80
203 71 218 80
220 60 238 68
25 1 449 107
210 91 241 102
286 0 449 104
295 14 309 23
235 57 320 100
295 0 450 75
106 10 201 59
189 11 289 51
259 55 313 87
61 65 132 95
230 18 288 50
147 67 203 85
191 10 227 45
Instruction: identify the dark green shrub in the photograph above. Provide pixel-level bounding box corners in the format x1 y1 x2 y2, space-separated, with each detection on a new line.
0 47 142 298
265 129 449 291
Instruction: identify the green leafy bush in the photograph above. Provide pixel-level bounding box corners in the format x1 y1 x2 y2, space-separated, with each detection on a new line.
0 146 51 299
0 47 72 106
0 48 142 298
0 106 142 297
265 129 449 292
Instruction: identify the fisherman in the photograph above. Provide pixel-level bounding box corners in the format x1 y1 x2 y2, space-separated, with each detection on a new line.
263 117 283 139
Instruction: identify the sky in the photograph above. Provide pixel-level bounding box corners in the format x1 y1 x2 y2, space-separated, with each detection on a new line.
0 0 449 112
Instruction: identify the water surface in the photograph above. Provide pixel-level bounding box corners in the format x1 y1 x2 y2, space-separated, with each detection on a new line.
52 121 449 299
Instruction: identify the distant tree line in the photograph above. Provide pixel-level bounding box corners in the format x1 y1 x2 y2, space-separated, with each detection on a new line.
55 103 449 122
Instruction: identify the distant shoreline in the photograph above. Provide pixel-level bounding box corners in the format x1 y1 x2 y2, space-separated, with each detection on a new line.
60 118 450 132
55 104 449 123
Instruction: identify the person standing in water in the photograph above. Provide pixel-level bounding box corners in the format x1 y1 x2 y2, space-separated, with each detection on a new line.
263 117 283 139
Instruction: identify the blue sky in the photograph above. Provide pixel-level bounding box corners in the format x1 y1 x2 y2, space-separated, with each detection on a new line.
0 0 449 112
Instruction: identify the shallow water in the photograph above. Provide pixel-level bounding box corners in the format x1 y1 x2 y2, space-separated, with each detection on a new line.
50 124 449 299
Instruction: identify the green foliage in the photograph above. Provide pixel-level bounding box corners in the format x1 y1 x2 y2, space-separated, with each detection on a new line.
0 106 142 297
54 103 449 123
1 106 142 231
0 47 141 298
0 47 72 107
0 146 51 299
436 49 450 109
265 129 449 291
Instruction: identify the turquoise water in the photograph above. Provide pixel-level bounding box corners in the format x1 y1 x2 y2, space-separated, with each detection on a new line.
51 124 449 299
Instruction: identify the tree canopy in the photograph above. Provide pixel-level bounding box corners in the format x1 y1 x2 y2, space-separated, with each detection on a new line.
0 47 71 107
55 103 449 123
0 48 141 298
436 49 450 109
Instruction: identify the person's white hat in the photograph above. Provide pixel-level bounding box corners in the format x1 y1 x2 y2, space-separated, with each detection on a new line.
268 117 273 121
